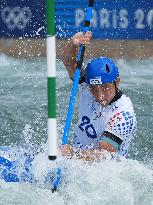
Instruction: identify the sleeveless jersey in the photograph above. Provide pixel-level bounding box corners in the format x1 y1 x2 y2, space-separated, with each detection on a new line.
72 83 137 157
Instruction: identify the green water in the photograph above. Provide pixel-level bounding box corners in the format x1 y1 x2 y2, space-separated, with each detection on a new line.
0 54 153 205
0 54 152 162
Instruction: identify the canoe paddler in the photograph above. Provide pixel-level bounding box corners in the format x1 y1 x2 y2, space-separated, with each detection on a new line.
61 31 137 161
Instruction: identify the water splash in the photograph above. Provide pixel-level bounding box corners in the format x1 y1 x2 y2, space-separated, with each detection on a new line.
1 153 153 205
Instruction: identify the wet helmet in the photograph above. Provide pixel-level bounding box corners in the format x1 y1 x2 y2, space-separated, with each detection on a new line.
85 57 119 85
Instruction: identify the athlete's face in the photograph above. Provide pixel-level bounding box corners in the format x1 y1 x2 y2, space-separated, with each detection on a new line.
89 82 118 106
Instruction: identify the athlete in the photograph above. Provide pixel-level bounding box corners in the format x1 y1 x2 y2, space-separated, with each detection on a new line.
0 32 136 183
61 32 137 161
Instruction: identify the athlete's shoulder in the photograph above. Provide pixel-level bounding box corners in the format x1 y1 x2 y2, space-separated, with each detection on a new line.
106 95 137 140
109 94 136 126
79 82 92 103
115 94 135 113
79 82 88 92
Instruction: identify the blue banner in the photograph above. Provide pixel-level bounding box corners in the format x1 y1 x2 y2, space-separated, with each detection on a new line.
0 0 153 39
0 0 45 38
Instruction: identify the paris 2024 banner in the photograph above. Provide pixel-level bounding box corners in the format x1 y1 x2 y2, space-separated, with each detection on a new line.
0 0 153 39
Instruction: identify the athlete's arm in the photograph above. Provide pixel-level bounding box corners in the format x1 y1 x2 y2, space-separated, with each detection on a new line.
99 141 116 153
99 131 123 153
61 129 124 161
74 137 119 161
60 141 117 162
60 144 102 161
63 32 92 80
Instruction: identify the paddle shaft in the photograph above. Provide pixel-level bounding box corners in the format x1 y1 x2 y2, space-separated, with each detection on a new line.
62 0 94 145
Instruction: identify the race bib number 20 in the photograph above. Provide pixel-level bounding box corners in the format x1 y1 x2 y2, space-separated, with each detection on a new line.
78 116 97 139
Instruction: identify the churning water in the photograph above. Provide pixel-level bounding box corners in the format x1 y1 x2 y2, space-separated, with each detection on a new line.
0 53 153 205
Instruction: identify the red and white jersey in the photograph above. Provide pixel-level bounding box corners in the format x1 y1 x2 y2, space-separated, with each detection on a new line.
72 83 137 157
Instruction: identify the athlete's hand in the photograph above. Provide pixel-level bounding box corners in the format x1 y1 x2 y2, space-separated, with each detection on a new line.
71 31 92 47
64 31 92 80
60 144 74 159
